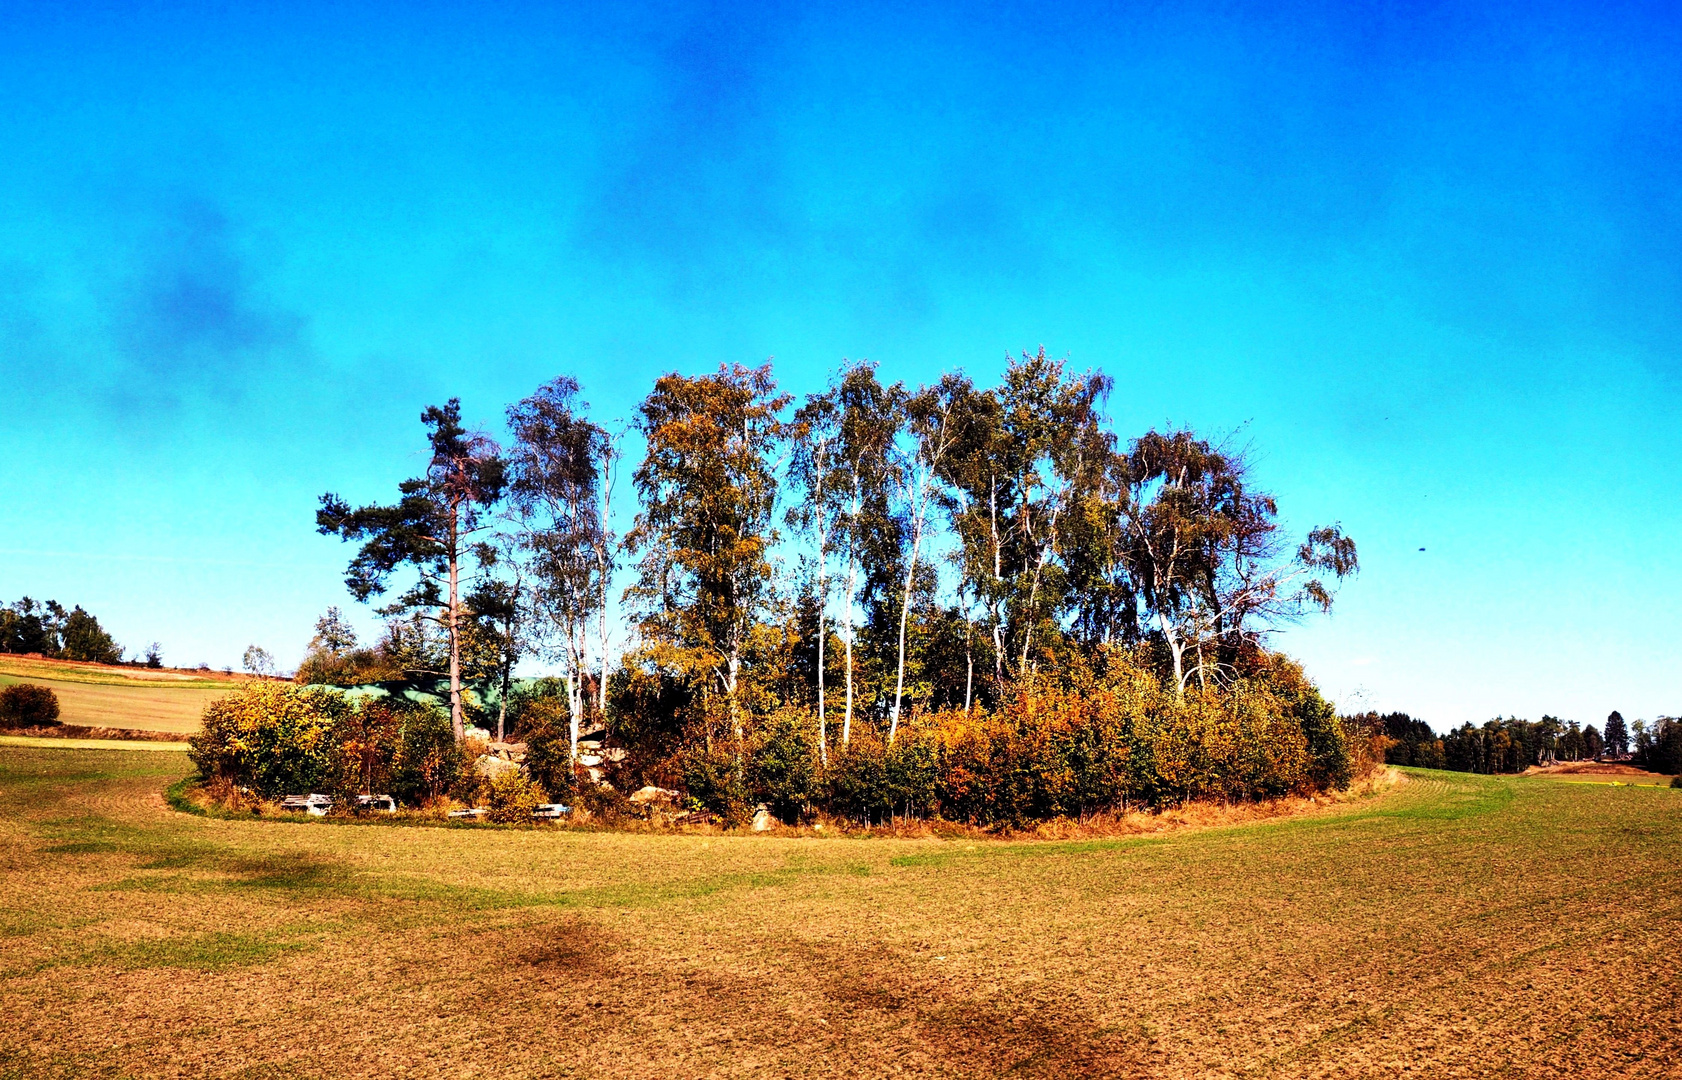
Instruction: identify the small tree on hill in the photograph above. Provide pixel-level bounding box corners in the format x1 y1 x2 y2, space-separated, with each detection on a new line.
318 400 506 742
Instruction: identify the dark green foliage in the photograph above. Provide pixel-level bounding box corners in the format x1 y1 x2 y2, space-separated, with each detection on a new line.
58 607 123 663
517 697 576 800
0 683 61 728
680 743 748 825
748 709 819 823
1636 718 1682 775
823 737 894 824
1358 712 1447 769
1441 714 1614 774
1605 711 1629 756
0 597 123 663
389 703 464 805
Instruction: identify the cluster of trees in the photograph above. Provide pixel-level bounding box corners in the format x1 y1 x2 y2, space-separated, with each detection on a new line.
1439 716 1607 773
309 354 1363 821
0 597 130 665
1363 709 1679 776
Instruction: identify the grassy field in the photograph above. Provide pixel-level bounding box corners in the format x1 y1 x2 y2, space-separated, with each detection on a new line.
0 656 236 734
1 749 1678 1079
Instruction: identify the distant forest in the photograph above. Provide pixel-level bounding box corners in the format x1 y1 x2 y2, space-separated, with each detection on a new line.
1359 710 1681 776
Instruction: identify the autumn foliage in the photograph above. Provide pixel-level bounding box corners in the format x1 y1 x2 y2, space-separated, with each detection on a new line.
660 645 1353 826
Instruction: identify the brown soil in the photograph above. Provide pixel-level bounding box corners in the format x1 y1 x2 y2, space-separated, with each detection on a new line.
1523 761 1673 784
6 724 189 743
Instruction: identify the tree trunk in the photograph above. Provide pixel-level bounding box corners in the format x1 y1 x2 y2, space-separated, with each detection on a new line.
447 504 465 743
843 478 859 748
728 644 743 764
890 494 924 745
817 536 828 766
964 640 973 713
596 443 615 723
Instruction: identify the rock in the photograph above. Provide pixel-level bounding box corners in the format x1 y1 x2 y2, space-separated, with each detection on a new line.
473 754 520 780
629 785 679 805
751 804 775 832
463 725 492 742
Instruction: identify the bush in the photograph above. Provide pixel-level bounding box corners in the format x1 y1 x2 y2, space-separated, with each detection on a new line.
518 697 576 799
480 768 545 822
389 701 464 806
0 684 60 728
685 645 1355 828
748 707 819 823
0 683 60 728
681 742 749 825
189 682 352 797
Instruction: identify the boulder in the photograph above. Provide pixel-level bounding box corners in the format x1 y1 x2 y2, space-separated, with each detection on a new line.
751 804 775 832
629 785 680 805
473 754 520 780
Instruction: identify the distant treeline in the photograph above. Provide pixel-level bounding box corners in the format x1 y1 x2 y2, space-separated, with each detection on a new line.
1351 710 1680 776
0 597 130 665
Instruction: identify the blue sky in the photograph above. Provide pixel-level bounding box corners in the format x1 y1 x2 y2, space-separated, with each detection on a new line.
1 1 1677 731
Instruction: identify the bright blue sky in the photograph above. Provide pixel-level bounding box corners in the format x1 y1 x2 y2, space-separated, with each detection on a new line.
2 2 1678 732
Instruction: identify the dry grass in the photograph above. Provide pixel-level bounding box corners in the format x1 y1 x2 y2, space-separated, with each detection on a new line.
0 656 236 733
1 748 1679 1079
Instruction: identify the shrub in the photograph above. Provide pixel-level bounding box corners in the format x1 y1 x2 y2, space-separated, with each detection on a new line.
705 645 1354 827
0 683 60 728
389 701 464 806
748 707 819 823
518 697 576 799
824 735 892 824
681 742 748 825
189 683 352 796
481 768 545 822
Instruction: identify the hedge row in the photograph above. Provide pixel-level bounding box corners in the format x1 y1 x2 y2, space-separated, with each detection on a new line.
684 651 1356 826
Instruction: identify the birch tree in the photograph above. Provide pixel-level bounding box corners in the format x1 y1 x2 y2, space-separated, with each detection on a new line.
832 363 905 745
628 363 789 761
788 386 843 763
506 377 612 762
889 375 963 744
1120 430 1356 694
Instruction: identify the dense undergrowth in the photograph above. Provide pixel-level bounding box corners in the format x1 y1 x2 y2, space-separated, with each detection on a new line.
188 645 1375 830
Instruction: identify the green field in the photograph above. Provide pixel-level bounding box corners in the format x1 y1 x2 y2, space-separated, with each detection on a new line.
1 748 1677 1079
0 657 234 734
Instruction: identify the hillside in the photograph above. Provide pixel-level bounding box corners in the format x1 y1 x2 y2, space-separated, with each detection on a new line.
0 655 247 733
